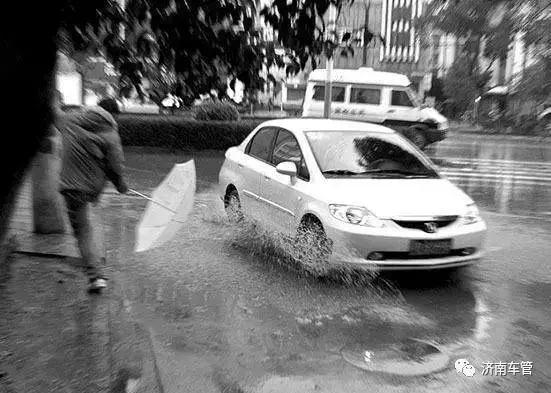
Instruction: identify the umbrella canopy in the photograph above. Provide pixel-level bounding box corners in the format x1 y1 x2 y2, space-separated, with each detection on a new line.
133 160 196 252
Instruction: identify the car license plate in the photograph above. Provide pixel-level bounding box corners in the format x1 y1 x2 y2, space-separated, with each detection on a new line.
409 239 452 256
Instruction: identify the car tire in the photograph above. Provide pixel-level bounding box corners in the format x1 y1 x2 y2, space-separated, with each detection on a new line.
544 117 551 137
295 218 332 276
406 127 427 150
224 189 243 223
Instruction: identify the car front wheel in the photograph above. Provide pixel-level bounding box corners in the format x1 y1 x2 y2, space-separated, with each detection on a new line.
224 189 243 223
294 218 332 276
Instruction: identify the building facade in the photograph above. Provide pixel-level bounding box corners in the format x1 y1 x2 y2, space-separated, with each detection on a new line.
320 0 433 96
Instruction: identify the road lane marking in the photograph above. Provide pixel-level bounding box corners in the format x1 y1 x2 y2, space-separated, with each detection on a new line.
441 172 551 182
433 157 551 166
482 211 551 222
441 168 551 176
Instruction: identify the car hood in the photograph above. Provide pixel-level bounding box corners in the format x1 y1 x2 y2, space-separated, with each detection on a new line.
320 178 473 218
420 107 448 125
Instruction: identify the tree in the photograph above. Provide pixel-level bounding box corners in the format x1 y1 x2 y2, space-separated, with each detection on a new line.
260 0 381 74
515 0 551 108
419 1 526 117
443 57 491 117
517 58 551 107
59 0 276 104
420 0 519 75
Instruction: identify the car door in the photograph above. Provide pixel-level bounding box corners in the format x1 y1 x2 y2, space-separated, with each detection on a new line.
239 127 278 221
385 88 421 127
256 128 310 236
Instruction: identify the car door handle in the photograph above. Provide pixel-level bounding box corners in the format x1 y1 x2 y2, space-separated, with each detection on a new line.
387 109 395 113
238 163 244 168
264 176 270 181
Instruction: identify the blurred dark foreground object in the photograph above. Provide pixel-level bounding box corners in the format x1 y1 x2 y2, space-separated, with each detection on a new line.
0 4 60 246
98 97 121 115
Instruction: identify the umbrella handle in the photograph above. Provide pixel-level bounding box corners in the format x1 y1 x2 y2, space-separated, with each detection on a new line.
128 188 177 213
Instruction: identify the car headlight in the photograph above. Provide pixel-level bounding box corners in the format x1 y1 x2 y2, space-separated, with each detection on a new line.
329 204 384 228
461 203 482 225
438 119 449 130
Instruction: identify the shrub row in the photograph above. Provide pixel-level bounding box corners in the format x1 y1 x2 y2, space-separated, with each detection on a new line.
116 114 264 150
193 101 240 121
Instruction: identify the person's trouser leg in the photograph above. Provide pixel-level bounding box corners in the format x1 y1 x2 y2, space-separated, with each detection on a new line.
64 193 104 280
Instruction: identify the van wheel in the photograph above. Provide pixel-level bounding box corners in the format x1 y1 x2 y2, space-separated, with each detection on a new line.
406 127 427 149
295 218 332 276
224 189 243 223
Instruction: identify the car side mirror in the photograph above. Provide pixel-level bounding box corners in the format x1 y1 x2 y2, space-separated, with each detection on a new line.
276 161 297 177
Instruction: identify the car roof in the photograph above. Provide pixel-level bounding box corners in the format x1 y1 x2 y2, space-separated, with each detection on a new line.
257 118 396 134
308 67 411 87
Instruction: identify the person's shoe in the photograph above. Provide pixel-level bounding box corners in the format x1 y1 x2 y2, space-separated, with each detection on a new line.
88 278 107 294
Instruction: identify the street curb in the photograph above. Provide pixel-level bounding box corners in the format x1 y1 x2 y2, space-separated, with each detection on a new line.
0 235 17 265
448 130 544 142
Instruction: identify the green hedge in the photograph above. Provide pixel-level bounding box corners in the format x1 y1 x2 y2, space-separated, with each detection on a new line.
116 114 263 150
193 101 240 121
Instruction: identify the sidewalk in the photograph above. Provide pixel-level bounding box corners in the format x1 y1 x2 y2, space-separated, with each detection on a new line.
0 181 163 393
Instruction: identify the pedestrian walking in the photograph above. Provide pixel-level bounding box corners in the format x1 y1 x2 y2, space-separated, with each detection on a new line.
54 92 128 293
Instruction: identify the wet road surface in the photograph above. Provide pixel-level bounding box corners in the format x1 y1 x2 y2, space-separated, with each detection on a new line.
102 135 551 392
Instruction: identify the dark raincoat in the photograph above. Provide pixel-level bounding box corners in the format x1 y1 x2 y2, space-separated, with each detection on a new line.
57 107 126 201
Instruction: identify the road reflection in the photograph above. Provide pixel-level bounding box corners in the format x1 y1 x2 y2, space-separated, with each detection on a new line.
428 138 551 217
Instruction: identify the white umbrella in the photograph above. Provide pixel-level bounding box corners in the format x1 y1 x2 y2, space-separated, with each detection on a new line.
130 160 196 252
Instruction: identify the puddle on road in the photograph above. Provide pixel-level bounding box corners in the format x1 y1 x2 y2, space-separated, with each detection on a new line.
341 338 449 377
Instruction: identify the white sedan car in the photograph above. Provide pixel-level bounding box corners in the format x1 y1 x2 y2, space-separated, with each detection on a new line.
218 119 486 271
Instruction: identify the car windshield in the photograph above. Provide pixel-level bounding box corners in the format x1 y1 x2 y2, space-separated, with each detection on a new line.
305 131 439 178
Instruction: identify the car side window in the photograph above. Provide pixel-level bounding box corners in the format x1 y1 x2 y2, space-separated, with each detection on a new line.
246 128 277 162
350 88 381 105
312 85 345 103
391 90 414 107
271 130 310 181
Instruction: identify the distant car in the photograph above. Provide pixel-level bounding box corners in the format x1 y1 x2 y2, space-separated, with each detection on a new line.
302 68 449 149
218 119 486 272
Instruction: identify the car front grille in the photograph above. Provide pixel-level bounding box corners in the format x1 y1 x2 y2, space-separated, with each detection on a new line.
374 248 475 260
393 216 458 232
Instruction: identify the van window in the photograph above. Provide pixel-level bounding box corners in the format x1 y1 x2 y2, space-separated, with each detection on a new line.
391 90 414 107
312 85 345 102
350 88 381 105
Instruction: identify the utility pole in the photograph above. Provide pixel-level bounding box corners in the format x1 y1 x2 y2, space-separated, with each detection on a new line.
362 1 371 66
323 4 337 118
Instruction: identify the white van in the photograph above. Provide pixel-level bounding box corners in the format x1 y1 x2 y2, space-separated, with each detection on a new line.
302 67 449 148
